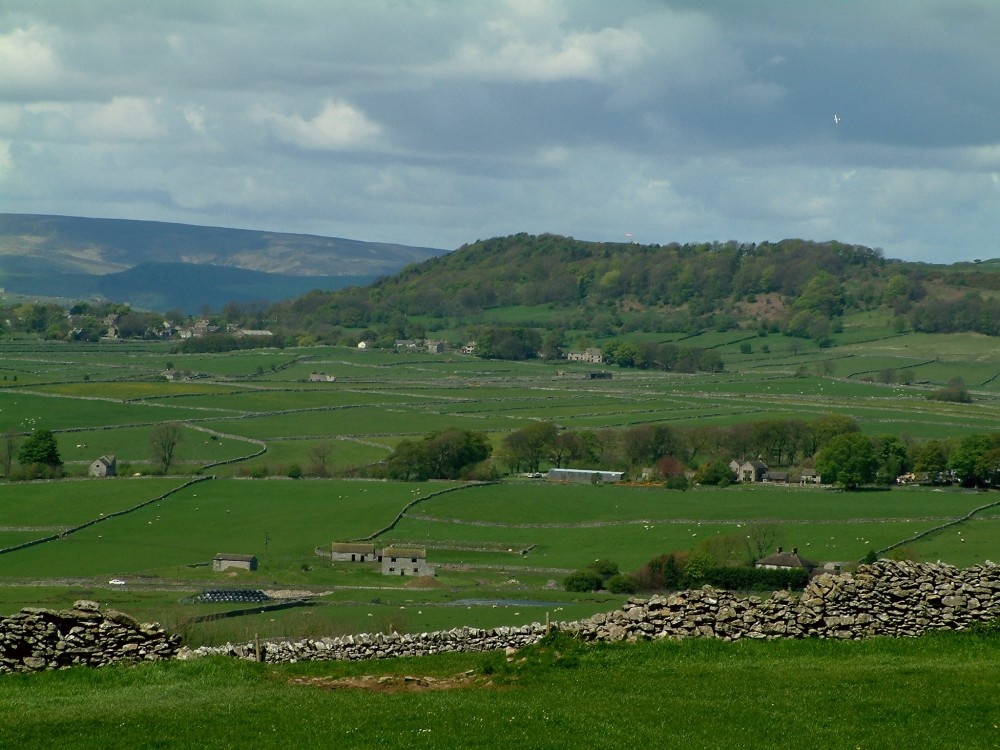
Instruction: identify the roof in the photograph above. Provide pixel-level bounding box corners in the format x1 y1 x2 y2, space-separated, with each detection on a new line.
332 543 375 554
755 547 817 570
213 553 257 562
381 546 426 558
93 455 116 465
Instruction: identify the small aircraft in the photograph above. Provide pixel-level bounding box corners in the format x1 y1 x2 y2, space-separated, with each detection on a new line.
834 114 841 124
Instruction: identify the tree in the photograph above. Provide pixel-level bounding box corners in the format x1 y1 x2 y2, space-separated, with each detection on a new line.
913 440 949 476
694 458 733 486
501 422 557 473
814 433 878 489
308 443 333 477
386 439 429 481
742 522 778 565
1 431 19 477
387 428 492 481
149 423 184 473
17 429 61 468
949 433 1000 487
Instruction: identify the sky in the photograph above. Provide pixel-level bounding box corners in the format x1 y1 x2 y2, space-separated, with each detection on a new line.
1 0 998 263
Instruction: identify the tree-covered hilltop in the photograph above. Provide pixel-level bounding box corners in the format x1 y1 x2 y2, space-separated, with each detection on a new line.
263 234 1000 345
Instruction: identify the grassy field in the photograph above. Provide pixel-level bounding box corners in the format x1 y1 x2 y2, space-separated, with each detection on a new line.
2 337 1000 646
0 631 997 749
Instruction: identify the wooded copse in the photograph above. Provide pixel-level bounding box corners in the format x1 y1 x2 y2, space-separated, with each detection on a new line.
375 415 1000 490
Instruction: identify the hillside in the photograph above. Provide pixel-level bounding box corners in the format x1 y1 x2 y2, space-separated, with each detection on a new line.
0 214 445 311
269 233 1000 344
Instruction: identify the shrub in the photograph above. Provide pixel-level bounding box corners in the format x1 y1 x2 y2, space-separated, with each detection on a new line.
586 559 619 580
605 573 638 594
664 474 689 490
563 570 604 592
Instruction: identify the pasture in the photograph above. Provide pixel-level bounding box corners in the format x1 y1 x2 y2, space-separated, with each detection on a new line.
2 336 1000 644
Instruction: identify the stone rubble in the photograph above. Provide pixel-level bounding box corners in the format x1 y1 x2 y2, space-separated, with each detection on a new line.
2 561 998 673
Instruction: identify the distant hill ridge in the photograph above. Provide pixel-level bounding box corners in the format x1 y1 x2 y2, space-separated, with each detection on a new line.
0 213 445 311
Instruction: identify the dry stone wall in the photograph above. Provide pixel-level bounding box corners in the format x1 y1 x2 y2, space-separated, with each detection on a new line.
182 560 1000 665
0 600 181 674
2 561 998 673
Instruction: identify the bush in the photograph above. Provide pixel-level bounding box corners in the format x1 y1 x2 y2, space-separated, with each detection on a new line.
703 566 809 592
664 474 689 490
563 570 604 592
586 559 619 580
287 464 302 479
605 573 638 594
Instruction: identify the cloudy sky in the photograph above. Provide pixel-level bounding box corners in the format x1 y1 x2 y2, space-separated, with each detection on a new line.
2 1 998 262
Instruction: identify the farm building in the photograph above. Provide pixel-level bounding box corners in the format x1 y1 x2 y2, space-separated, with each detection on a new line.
733 459 768 483
546 468 624 484
212 553 258 572
799 469 821 484
566 347 603 364
755 547 817 574
380 546 434 577
331 542 377 563
89 455 117 477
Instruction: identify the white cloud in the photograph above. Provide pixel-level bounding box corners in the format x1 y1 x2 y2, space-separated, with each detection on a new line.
79 97 167 142
448 24 647 82
248 99 382 151
182 104 207 135
0 26 61 97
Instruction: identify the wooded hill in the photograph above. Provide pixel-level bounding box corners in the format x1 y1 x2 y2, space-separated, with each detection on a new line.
267 233 1000 344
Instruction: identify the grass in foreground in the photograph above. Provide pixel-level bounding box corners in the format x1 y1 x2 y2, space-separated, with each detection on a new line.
0 630 997 749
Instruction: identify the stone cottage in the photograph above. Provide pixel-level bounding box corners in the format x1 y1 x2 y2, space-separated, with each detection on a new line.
755 546 817 574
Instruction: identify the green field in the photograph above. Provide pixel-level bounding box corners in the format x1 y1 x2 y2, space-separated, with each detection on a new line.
0 633 997 749
2 338 1000 645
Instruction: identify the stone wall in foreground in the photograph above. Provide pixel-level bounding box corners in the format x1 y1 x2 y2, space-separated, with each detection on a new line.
181 560 1000 665
0 600 181 674
2 561 998 673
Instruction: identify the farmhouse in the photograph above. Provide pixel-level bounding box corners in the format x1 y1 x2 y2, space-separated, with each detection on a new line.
331 543 377 563
566 347 603 364
547 468 624 484
89 455 116 477
735 459 768 483
380 546 434 577
755 546 817 574
212 554 258 572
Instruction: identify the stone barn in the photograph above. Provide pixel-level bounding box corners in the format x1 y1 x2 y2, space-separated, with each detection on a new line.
380 546 434 577
331 543 377 563
89 455 117 477
212 554 258 572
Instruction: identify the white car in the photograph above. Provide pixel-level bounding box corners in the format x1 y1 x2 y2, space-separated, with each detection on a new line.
108 578 126 585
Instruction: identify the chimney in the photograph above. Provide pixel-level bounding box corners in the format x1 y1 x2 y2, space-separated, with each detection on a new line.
776 546 782 554
792 547 798 555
